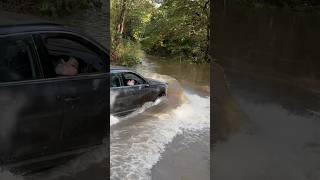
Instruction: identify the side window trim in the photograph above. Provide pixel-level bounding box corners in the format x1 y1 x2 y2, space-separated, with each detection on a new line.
31 35 45 79
133 72 148 85
33 34 56 78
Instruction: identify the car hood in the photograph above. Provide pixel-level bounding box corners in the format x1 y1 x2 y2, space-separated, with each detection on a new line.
147 78 167 86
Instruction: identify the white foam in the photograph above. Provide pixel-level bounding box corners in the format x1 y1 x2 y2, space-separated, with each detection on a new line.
110 115 120 126
110 91 118 107
110 92 210 179
110 91 120 126
110 97 166 127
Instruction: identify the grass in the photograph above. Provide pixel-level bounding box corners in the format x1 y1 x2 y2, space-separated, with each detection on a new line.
111 38 143 66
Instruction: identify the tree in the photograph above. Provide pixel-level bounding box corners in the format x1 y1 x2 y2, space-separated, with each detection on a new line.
142 0 209 62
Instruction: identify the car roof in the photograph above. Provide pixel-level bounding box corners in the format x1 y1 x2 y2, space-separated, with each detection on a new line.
0 23 77 35
0 11 72 35
110 66 131 72
0 12 109 51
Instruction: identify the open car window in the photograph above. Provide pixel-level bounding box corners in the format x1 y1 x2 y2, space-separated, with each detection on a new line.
40 34 106 77
122 72 146 86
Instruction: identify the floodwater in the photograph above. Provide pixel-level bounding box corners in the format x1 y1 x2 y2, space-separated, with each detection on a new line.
110 57 210 179
213 6 320 180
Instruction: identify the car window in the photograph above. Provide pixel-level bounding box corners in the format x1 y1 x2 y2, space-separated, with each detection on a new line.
0 35 38 83
122 72 146 86
41 34 105 77
111 73 122 87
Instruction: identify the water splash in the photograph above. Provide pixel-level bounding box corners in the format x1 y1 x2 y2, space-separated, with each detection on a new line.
110 97 165 127
110 92 210 179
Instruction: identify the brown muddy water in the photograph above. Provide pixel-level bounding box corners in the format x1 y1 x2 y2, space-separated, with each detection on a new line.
110 57 210 180
213 6 320 180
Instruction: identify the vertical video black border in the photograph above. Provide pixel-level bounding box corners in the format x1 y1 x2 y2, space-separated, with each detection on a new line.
210 0 224 179
105 0 111 178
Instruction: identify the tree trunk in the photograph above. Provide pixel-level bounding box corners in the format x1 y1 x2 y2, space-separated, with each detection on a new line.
117 0 127 35
112 0 128 63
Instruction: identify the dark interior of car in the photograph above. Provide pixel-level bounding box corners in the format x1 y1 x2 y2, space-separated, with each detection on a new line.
111 74 121 87
42 36 104 77
0 38 35 82
123 79 136 86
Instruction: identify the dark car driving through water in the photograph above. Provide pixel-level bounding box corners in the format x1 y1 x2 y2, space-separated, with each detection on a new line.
0 22 108 172
110 66 168 116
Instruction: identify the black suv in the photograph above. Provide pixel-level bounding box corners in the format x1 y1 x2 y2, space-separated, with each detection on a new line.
110 66 167 116
0 23 108 168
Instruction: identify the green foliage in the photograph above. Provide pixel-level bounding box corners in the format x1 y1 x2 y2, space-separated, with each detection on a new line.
38 0 102 16
142 0 209 62
111 0 155 65
111 0 155 41
112 39 143 66
111 0 209 65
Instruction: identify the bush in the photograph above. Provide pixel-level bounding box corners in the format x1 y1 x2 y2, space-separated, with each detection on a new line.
112 39 143 66
38 0 102 16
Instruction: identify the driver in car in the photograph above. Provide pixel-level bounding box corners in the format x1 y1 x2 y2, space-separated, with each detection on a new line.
55 57 79 76
127 79 135 86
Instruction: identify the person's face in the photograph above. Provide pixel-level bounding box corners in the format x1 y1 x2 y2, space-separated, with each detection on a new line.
68 57 79 69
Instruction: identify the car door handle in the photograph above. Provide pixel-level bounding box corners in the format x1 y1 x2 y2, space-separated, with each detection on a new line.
63 96 80 102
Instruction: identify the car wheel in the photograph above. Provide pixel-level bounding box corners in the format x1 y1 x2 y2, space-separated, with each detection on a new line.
158 92 166 97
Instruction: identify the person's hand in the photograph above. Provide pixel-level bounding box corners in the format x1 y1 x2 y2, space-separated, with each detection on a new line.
127 79 135 86
55 57 78 76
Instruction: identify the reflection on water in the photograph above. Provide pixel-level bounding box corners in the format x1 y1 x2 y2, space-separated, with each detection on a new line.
215 5 320 116
138 55 210 96
216 6 320 82
213 5 320 180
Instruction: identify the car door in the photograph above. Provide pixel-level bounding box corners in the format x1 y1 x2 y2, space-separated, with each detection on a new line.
34 33 108 151
122 72 153 107
0 35 63 164
110 72 127 114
